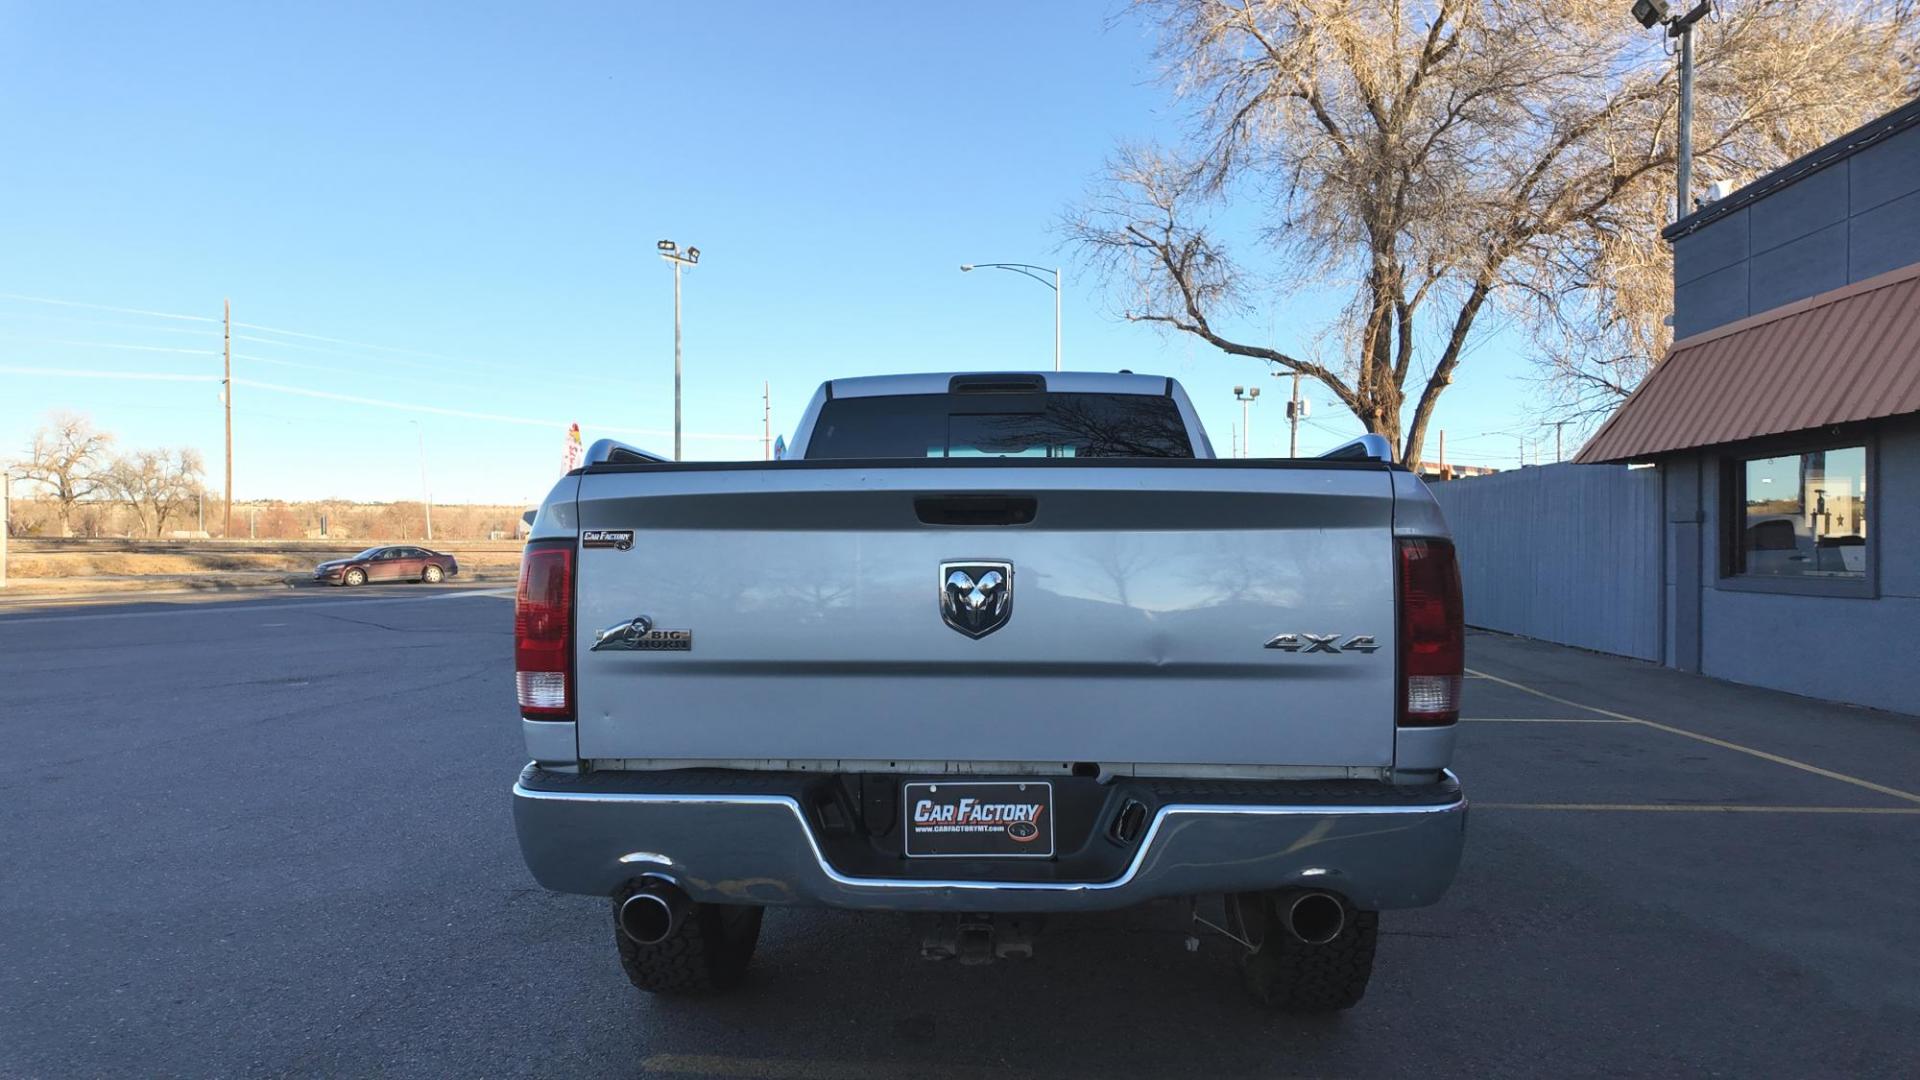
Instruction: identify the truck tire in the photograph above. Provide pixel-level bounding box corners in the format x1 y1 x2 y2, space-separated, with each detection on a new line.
1236 891 1377 1012
612 886 763 995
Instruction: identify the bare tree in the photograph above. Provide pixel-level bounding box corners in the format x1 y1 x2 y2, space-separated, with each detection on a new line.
18 412 114 534
1067 1 1915 467
105 448 206 537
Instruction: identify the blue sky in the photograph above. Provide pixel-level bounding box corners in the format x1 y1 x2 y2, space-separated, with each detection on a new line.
1 1 1551 506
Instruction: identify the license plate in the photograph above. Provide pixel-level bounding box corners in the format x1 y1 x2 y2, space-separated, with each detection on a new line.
903 781 1054 858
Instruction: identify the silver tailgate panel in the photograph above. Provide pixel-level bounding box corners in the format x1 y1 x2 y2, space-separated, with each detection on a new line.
573 466 1397 767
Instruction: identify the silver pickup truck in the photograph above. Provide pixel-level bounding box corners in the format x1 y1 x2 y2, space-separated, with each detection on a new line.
511 371 1467 1012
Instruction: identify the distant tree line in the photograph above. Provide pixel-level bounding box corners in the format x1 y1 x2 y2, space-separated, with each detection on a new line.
8 412 524 540
12 412 205 537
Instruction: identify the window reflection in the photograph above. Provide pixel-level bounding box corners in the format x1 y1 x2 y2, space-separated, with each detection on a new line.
807 393 1193 459
1736 446 1866 578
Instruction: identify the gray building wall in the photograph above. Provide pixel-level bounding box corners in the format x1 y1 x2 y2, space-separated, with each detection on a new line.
1671 116 1920 338
1429 464 1662 661
1660 414 1920 715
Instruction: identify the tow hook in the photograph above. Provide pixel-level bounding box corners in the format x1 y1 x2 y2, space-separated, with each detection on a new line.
918 913 1040 964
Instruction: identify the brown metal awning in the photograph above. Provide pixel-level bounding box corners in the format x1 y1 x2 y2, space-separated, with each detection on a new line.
1576 262 1920 463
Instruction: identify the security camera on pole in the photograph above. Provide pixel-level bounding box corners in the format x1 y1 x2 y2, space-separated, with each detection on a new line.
1630 0 1715 220
657 240 702 462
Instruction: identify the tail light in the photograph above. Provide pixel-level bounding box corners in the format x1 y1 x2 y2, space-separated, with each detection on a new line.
1398 538 1463 726
516 539 574 719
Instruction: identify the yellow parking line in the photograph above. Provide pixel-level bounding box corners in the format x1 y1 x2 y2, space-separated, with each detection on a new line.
1465 668 1920 807
1481 802 1920 815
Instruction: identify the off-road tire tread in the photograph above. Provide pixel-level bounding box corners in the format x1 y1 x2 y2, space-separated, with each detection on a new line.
613 889 762 995
1241 900 1377 1013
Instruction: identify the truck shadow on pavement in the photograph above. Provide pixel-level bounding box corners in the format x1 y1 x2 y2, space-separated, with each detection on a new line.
597 905 1361 1080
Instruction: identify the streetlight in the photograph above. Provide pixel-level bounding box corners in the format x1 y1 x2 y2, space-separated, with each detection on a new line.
1630 1 1714 220
658 239 702 461
1233 385 1260 458
960 262 1061 372
408 420 433 542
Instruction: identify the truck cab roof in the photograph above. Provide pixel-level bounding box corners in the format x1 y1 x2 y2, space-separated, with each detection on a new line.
824 371 1175 399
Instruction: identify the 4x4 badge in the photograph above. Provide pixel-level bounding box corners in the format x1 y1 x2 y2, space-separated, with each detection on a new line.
1265 633 1379 654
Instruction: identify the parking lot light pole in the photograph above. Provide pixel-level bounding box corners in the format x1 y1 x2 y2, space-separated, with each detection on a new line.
1233 385 1261 458
960 263 1062 372
657 240 701 461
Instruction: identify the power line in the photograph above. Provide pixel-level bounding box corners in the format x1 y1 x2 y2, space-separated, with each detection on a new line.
0 293 219 323
0 310 220 337
231 319 459 361
230 377 761 441
0 364 217 382
16 337 215 356
6 364 762 443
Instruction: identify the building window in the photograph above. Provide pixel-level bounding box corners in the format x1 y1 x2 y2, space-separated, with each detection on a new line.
1725 445 1868 581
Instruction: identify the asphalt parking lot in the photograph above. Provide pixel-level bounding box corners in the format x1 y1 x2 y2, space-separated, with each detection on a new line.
2 587 1916 1078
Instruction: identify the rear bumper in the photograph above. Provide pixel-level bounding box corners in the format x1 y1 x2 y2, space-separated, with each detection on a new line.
511 764 1467 912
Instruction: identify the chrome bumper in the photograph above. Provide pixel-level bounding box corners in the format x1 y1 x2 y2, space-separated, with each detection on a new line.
511 765 1467 912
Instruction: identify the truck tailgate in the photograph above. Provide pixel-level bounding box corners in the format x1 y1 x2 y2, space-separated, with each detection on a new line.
571 462 1399 768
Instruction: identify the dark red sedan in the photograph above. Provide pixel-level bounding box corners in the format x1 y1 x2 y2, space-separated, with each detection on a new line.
313 545 459 586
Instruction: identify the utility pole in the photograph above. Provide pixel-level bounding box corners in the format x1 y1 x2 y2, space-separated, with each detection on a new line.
762 381 771 462
222 297 233 538
1438 429 1446 473
1274 370 1305 457
411 421 433 542
1554 421 1568 463
656 241 701 461
1 472 10 588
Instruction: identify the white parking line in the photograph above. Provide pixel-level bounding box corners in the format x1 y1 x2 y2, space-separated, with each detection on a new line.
1467 667 1920 807
1460 717 1633 724
0 588 513 626
1481 803 1920 815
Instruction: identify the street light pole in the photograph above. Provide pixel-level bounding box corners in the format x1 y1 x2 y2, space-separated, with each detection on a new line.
960 262 1062 372
657 240 702 461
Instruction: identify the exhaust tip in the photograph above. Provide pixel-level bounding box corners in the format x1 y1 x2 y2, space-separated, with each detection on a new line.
1285 891 1346 945
618 882 689 945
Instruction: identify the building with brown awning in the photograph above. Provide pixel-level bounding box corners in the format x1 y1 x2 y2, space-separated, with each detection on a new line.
1572 98 1920 712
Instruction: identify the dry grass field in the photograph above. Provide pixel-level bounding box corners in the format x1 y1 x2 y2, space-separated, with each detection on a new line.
2 538 526 596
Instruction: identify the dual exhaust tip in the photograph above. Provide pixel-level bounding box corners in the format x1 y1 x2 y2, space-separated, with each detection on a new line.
1283 890 1347 945
617 879 692 946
